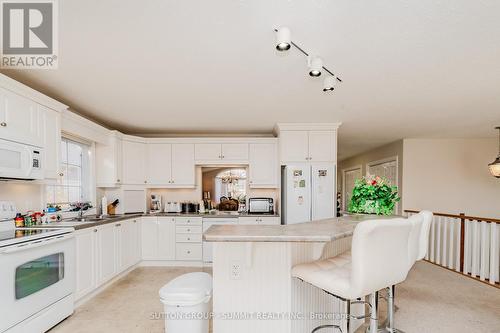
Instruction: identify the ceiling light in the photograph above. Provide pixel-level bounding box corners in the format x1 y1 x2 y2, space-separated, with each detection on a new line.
488 126 500 178
275 27 291 51
308 56 323 77
323 76 336 92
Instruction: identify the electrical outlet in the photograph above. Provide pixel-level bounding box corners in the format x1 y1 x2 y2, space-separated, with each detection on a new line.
230 261 242 280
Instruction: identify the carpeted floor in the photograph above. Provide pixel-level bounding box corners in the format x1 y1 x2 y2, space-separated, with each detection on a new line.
49 262 500 333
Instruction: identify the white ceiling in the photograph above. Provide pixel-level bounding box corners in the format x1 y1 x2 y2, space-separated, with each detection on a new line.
1 0 499 160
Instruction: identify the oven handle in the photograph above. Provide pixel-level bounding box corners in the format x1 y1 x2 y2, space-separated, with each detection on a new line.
0 234 74 254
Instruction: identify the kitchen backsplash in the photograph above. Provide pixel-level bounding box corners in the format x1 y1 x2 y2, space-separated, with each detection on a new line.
0 182 44 213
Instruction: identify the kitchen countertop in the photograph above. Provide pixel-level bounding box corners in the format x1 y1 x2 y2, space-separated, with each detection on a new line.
203 214 397 242
25 211 280 231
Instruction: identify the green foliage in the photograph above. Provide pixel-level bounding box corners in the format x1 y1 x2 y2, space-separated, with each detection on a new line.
348 176 400 215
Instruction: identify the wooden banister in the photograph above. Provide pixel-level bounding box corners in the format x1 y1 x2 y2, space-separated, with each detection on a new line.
404 209 500 224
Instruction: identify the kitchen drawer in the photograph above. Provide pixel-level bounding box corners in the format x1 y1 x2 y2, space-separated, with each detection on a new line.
175 217 202 226
176 243 202 261
176 233 202 243
176 225 202 234
239 216 281 225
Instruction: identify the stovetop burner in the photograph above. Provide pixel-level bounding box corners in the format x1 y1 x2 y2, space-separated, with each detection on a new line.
0 227 73 248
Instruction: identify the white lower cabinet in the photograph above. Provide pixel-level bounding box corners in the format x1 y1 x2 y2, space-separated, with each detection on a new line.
74 228 97 300
141 217 176 260
176 217 202 261
74 218 141 302
239 216 281 225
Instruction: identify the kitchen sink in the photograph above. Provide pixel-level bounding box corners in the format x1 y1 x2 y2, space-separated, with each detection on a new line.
69 216 109 222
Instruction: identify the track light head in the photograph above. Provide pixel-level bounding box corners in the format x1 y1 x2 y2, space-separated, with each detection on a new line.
323 76 336 92
275 27 291 51
308 56 322 77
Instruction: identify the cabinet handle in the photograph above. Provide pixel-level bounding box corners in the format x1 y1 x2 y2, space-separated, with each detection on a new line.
117 179 120 182
0 122 6 127
59 172 64 177
187 251 191 254
172 180 175 183
187 237 191 241
94 229 98 232
116 223 121 227
144 180 147 184
221 155 225 159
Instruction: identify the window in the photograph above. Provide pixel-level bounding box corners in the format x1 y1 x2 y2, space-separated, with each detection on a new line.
214 168 247 203
367 158 398 186
46 138 91 205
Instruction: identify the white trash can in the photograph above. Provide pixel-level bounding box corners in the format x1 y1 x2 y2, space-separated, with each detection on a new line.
159 272 212 333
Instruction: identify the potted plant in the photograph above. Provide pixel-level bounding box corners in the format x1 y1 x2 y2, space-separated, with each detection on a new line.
348 176 400 215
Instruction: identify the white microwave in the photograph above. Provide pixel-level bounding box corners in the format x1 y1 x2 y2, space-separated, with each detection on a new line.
0 138 44 180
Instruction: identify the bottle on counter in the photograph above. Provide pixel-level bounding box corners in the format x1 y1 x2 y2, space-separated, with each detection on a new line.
14 213 24 228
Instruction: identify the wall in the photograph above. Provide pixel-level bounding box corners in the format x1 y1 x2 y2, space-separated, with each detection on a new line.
0 182 44 213
402 138 500 218
338 140 404 212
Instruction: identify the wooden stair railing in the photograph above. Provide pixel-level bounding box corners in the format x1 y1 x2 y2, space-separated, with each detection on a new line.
405 209 500 288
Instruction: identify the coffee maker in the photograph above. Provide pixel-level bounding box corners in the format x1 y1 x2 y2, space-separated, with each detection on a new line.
150 194 162 213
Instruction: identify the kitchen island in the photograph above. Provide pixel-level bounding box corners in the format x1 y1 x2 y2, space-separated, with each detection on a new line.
204 215 387 333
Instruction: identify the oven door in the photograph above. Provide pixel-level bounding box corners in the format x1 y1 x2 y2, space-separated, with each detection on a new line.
0 234 75 332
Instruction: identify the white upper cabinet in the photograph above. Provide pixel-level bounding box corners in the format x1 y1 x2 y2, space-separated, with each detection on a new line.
96 132 123 187
277 125 339 164
249 143 278 188
0 87 43 147
221 143 248 161
147 143 172 185
279 131 310 163
195 144 221 161
171 144 195 186
308 131 336 162
42 106 61 180
194 143 249 163
122 138 146 185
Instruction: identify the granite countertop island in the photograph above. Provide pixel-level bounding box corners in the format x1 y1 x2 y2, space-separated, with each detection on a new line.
204 214 385 242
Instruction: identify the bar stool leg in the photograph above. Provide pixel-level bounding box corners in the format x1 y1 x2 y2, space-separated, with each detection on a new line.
385 285 405 333
368 291 379 333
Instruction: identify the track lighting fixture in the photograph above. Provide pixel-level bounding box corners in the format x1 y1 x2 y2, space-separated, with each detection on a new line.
273 27 342 91
323 76 336 92
275 27 291 51
308 56 323 77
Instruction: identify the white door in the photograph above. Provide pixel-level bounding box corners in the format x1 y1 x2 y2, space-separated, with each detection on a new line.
146 143 171 185
343 167 362 211
194 143 221 161
279 131 309 163
141 217 158 260
0 88 42 147
97 224 116 285
171 143 195 186
249 143 277 187
75 228 96 300
122 140 146 184
308 131 336 162
221 143 248 161
283 165 311 224
311 163 335 220
158 217 176 260
42 107 61 179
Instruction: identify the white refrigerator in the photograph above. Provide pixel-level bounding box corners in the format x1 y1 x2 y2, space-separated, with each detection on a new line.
281 163 336 224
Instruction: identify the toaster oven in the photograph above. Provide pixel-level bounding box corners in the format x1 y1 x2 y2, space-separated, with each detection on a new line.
248 198 274 214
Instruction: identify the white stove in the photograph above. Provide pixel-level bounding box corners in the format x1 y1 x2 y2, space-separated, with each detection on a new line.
0 201 75 333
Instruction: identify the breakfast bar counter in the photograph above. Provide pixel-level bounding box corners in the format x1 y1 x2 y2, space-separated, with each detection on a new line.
203 215 390 333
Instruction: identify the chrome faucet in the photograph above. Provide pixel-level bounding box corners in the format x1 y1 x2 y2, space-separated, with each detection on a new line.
76 202 92 219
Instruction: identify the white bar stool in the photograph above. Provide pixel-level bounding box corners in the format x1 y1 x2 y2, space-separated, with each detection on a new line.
292 218 413 333
384 211 433 333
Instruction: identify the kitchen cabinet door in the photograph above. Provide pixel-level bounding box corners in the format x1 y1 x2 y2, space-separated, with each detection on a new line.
96 133 122 187
115 221 127 273
238 217 260 225
74 228 97 301
131 218 141 264
0 88 42 147
158 217 176 260
42 106 61 180
171 143 195 186
249 143 278 188
194 143 221 162
308 131 336 162
279 130 309 163
122 139 146 184
221 143 248 161
96 223 117 285
147 143 172 185
141 217 158 260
